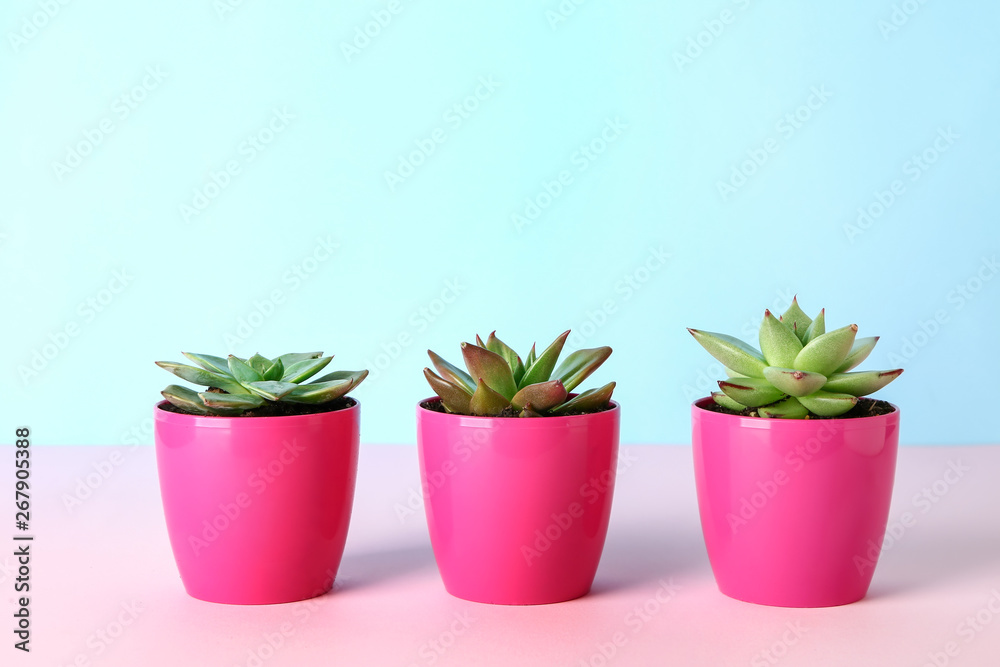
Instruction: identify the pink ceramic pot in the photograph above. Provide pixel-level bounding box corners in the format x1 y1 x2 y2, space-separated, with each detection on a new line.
416 399 620 605
691 397 900 607
154 399 360 604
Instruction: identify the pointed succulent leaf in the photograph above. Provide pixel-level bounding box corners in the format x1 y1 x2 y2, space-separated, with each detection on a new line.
780 296 813 343
552 382 616 415
461 342 517 400
427 350 476 393
802 309 826 346
724 368 748 378
276 352 324 367
525 343 537 370
468 378 510 416
424 368 472 414
247 353 273 376
762 366 827 397
485 331 520 373
228 355 263 385
758 397 810 419
833 337 879 373
262 358 284 381
553 346 612 392
155 361 249 394
511 380 567 412
688 329 767 378
823 369 903 397
519 403 544 418
199 391 265 410
245 380 299 401
711 391 746 412
475 333 487 348
181 352 231 375
310 369 369 392
759 310 803 367
718 378 785 408
797 390 858 417
282 356 333 384
282 378 354 404
793 324 858 375
349 369 370 391
161 384 212 415
520 330 570 387
511 356 525 386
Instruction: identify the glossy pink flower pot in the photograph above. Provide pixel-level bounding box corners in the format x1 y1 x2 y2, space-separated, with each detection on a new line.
416 399 620 605
154 399 360 605
692 397 900 607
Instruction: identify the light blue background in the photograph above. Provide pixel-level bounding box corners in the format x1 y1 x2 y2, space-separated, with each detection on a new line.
2 1 997 446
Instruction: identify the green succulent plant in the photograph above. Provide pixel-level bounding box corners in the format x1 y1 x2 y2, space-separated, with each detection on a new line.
156 352 368 416
423 331 615 417
688 298 902 418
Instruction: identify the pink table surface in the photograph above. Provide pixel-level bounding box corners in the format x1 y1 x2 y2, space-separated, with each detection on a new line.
3 443 999 667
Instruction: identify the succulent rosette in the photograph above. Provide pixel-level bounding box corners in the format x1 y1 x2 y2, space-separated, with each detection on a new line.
423 330 615 417
156 351 367 416
689 298 902 418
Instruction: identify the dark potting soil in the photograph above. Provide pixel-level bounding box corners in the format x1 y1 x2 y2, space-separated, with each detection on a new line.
158 396 356 418
419 397 614 418
700 396 895 419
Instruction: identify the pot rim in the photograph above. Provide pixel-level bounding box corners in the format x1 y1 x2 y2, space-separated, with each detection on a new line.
692 396 898 431
154 397 359 429
417 396 619 428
